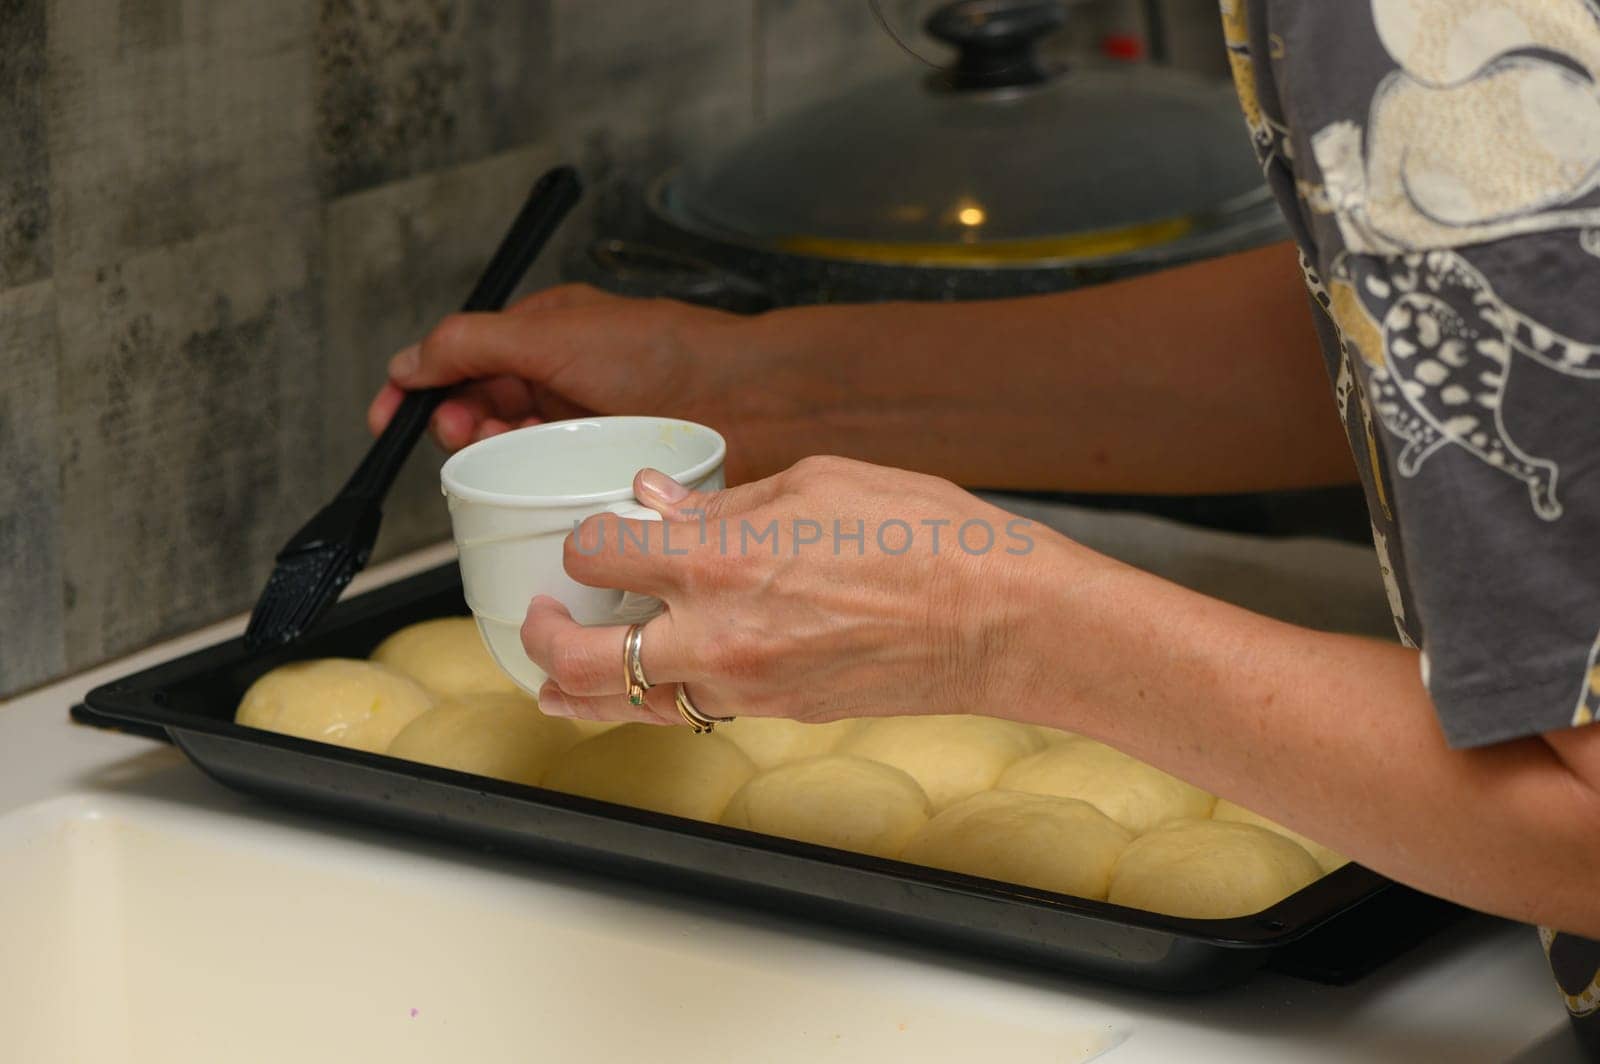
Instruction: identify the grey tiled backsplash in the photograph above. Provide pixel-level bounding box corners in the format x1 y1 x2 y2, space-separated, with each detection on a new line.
0 0 1225 695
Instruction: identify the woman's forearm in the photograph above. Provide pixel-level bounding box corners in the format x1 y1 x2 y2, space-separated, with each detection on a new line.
991 533 1600 935
745 241 1354 493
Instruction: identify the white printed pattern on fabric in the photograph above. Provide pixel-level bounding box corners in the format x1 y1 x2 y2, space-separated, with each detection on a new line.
1372 0 1600 87
1541 926 1600 1017
1220 0 1292 165
1576 638 1600 727
1338 251 1600 522
1327 250 1600 727
1298 252 1414 644
1311 0 1600 256
1371 523 1413 643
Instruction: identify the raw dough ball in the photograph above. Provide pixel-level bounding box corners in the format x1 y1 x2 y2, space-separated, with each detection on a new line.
721 756 930 859
373 618 613 739
235 658 433 753
1031 724 1078 746
542 724 756 822
386 693 581 786
997 738 1214 835
371 618 610 740
567 719 622 740
903 790 1132 900
720 717 865 771
1212 799 1348 873
370 616 520 697
838 715 1044 811
1108 818 1322 919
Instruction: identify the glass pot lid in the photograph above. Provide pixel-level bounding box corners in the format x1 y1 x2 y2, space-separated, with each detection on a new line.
660 0 1269 266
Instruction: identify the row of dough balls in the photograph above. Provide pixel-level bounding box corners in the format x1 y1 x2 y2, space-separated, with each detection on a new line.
235 617 1345 919
233 618 615 778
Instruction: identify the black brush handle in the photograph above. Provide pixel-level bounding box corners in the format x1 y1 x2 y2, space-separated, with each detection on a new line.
340 165 584 501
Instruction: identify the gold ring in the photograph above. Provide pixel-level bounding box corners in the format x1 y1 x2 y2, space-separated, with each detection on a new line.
623 623 650 706
674 684 733 734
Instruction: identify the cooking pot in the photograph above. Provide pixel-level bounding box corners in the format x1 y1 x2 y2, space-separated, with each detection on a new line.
566 0 1286 310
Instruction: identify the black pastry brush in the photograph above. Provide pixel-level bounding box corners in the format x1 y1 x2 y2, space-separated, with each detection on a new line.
244 165 582 650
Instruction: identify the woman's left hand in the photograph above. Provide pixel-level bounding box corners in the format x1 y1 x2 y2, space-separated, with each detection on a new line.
522 456 1070 727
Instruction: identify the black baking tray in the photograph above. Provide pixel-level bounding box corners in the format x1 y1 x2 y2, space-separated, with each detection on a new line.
78 562 1464 993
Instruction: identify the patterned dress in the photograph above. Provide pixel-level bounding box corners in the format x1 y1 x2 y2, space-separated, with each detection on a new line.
1219 0 1600 1051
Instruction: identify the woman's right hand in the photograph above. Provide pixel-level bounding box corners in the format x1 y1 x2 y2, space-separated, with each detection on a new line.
366 283 805 482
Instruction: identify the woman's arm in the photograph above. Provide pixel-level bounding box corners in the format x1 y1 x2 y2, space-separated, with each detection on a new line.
757 240 1354 493
375 241 1353 493
1000 531 1600 936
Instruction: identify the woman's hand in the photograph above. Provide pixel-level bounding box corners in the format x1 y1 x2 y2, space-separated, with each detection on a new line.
520 456 1070 726
365 284 819 482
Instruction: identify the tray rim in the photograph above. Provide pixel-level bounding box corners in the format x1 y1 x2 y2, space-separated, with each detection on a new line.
78 562 1395 954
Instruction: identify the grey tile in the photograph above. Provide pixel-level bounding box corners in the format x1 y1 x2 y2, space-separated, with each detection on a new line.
115 0 185 54
323 143 565 563
42 0 319 274
1039 2 1120 67
56 218 327 669
1153 0 1229 79
1031 1 1229 77
316 0 553 198
0 281 66 695
551 0 756 177
756 0 924 124
0 0 52 288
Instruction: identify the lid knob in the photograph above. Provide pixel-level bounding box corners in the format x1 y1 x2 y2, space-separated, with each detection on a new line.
924 0 1068 90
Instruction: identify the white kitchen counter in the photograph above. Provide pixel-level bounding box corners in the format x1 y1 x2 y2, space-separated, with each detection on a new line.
0 542 1581 1063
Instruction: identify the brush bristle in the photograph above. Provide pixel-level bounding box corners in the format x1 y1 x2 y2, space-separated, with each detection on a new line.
245 544 361 648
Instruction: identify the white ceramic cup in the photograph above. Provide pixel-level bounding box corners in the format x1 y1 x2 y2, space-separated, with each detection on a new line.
440 416 726 696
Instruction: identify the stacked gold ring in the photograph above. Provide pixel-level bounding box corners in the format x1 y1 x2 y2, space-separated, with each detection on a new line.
623 623 650 706
675 684 733 734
